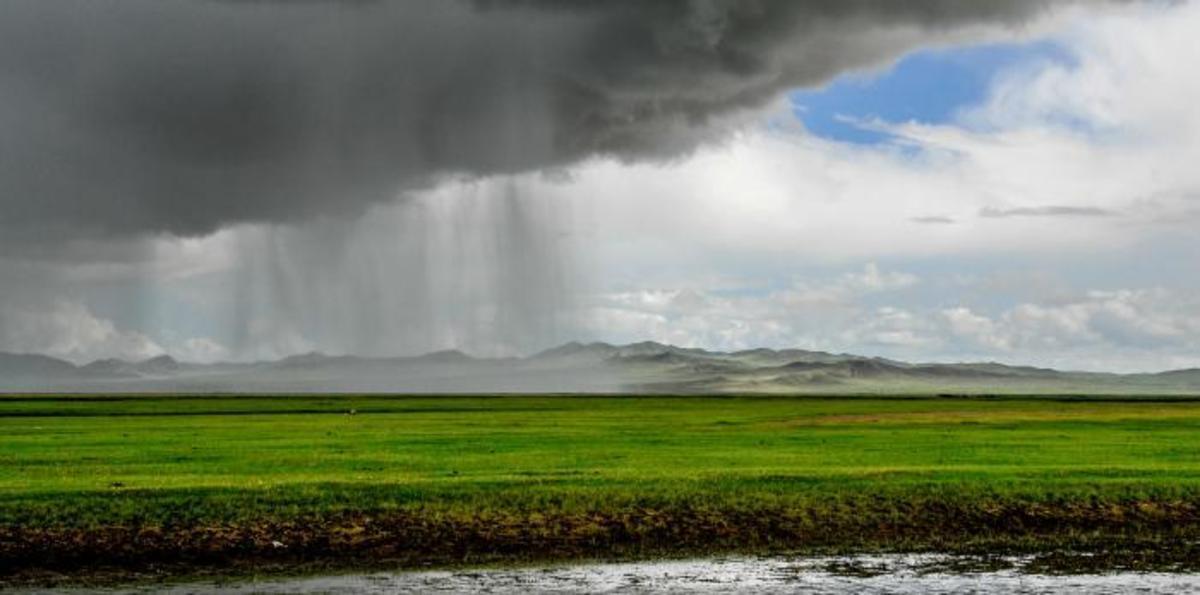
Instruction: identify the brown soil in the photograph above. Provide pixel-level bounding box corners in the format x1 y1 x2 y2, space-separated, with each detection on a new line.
4 500 1200 585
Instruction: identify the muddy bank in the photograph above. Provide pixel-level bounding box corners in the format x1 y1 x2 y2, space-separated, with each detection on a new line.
4 499 1200 586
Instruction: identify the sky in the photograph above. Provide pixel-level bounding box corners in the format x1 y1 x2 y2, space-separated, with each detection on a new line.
0 1 1198 372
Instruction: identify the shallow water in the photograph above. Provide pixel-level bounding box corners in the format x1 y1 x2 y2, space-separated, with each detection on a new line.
43 554 1200 594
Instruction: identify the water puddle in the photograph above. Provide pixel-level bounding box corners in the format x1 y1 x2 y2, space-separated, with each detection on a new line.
28 554 1200 593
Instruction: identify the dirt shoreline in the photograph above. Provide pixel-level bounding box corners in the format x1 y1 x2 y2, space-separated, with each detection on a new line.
4 500 1200 586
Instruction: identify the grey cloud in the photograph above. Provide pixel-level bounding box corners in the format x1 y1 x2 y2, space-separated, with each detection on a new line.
911 216 957 225
0 0 1096 243
980 206 1118 218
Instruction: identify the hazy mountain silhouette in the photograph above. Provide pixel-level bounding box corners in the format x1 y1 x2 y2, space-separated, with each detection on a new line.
0 343 1197 394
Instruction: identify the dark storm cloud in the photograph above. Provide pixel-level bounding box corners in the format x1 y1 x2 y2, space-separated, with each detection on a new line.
0 0 1093 241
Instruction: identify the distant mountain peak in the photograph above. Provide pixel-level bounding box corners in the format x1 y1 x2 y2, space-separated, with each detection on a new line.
0 351 79 378
133 354 182 376
281 351 330 364
532 342 618 360
83 357 124 368
732 347 776 356
626 340 668 348
414 349 473 363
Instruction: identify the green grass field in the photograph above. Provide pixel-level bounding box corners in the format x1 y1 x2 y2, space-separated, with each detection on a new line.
4 394 1200 575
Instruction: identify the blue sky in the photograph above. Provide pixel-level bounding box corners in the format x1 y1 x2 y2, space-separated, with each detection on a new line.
789 40 1074 144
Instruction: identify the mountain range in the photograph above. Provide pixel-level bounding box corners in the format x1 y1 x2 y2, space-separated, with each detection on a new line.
1 341 1198 394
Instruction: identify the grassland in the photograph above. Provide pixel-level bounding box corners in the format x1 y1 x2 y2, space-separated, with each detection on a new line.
4 394 1200 580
